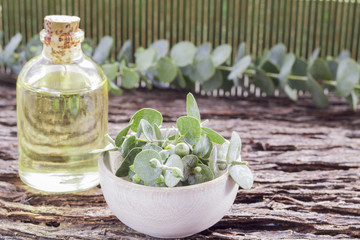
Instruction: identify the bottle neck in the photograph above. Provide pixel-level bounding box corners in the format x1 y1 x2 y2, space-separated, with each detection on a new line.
40 29 84 64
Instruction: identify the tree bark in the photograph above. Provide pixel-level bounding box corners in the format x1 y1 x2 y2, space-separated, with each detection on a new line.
1 80 359 239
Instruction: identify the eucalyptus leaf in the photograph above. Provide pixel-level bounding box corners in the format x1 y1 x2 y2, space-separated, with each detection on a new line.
195 42 212 61
121 135 137 157
228 55 251 80
283 84 298 101
290 58 308 91
117 40 132 62
135 48 156 71
164 154 184 187
115 122 133 147
108 79 123 95
186 56 216 82
3 33 22 64
130 108 163 132
143 144 163 152
269 44 286 68
150 39 169 60
337 50 351 62
193 135 212 159
133 150 163 182
309 58 333 80
306 74 329 108
116 148 142 177
92 36 113 64
229 165 253 190
201 127 226 145
186 92 201 121
174 70 187 89
235 42 246 62
140 119 155 141
170 41 197 67
279 53 295 87
226 132 241 164
327 60 338 80
309 47 320 65
121 66 140 89
102 63 119 82
177 116 201 145
201 70 223 92
211 44 232 67
336 58 360 97
182 155 199 180
156 57 178 83
208 147 219 177
346 90 359 111
253 69 275 96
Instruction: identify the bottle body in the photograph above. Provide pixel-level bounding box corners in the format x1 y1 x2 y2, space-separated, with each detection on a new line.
17 54 108 193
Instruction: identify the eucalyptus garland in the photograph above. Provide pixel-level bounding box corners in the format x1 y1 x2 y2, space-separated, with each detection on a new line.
1 32 359 110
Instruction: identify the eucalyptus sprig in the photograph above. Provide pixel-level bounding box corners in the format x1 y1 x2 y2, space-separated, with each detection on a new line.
2 32 359 110
92 93 254 189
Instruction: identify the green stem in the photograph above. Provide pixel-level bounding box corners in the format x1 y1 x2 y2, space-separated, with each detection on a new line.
216 66 360 90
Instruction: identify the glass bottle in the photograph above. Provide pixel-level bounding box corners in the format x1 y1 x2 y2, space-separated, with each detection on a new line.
17 15 108 193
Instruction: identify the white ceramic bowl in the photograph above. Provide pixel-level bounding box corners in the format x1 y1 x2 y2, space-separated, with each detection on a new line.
99 151 239 238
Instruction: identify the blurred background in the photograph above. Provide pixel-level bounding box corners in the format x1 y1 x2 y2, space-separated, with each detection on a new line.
1 0 359 61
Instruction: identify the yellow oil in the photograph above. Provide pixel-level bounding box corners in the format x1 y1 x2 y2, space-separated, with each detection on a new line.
17 71 108 193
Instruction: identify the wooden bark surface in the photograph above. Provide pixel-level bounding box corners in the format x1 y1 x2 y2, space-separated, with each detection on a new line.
0 80 359 239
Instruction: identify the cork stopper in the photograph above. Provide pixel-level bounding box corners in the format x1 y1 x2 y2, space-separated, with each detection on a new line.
44 15 80 35
41 15 84 64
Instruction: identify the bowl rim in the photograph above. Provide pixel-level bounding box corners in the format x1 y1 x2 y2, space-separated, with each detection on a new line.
99 152 233 192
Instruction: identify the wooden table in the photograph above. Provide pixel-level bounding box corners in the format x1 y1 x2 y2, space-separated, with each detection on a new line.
1 79 359 239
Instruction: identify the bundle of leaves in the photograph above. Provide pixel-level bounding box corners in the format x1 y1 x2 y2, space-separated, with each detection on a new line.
2 32 358 110
93 93 253 189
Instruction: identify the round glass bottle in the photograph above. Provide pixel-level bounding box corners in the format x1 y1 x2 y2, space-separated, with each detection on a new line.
17 16 108 193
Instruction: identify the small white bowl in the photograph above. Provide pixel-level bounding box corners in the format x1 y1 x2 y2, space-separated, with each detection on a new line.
99 151 239 238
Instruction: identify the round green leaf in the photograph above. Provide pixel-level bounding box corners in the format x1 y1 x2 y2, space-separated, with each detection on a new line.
102 63 119 82
195 43 212 61
150 39 169 60
135 48 156 71
140 119 155 141
309 59 333 81
130 108 163 132
336 58 360 97
229 165 253 190
117 40 132 62
193 135 212 159
208 147 219 178
201 127 226 145
268 44 286 68
218 141 229 160
186 93 201 121
228 55 251 80
177 116 201 145
143 143 163 152
115 122 133 147
186 56 216 83
211 44 232 67
226 132 241 164
253 69 275 96
116 147 142 177
201 70 223 92
235 42 246 62
279 53 296 87
121 66 140 89
121 135 137 158
133 150 163 182
92 36 113 64
164 154 184 187
170 41 197 67
156 57 178 83
306 74 329 108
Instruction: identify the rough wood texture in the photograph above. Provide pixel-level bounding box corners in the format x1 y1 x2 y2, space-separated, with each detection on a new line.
0 80 359 239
